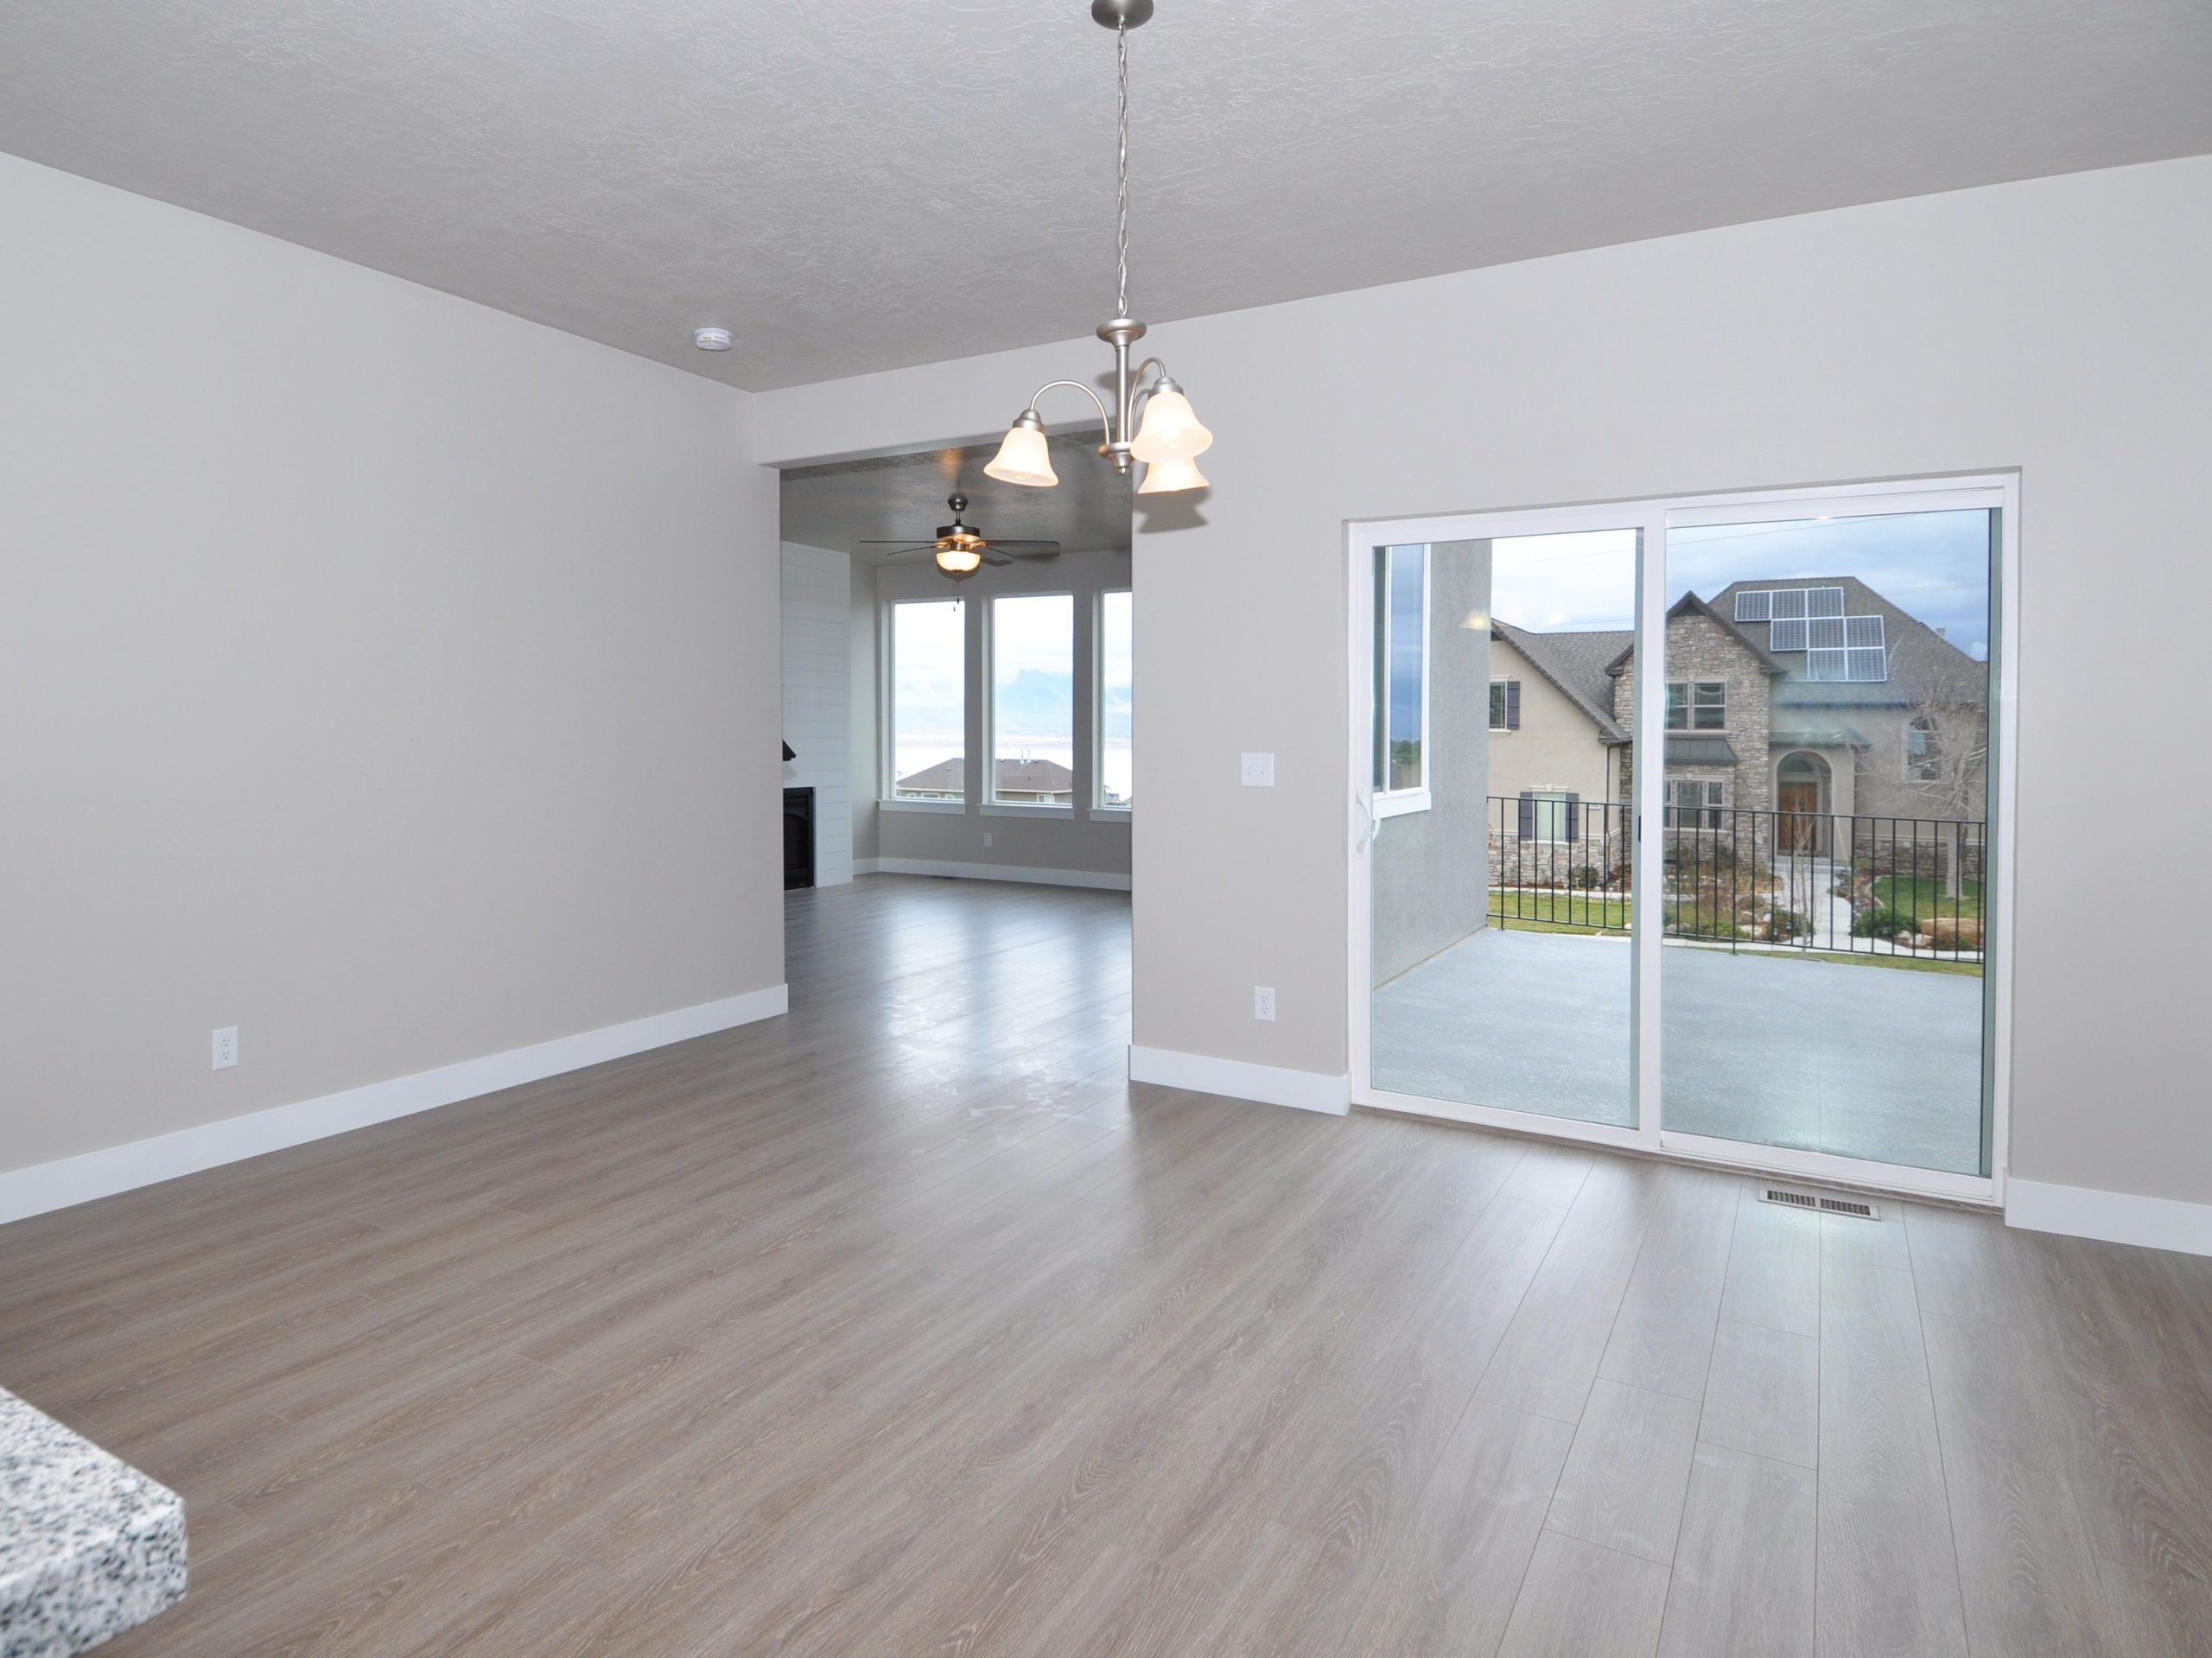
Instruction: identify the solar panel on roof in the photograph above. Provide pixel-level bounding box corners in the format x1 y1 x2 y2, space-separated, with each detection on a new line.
1846 615 1885 648
1846 647 1888 681
1770 618 1808 651
1808 588 1846 617
1808 617 1847 650
1734 590 1772 622
1771 590 1808 619
1806 648 1848 680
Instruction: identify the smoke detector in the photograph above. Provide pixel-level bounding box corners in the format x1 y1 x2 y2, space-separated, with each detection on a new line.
693 327 733 352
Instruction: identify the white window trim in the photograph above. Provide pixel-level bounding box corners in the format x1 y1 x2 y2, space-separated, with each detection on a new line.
986 589 1079 812
982 801 1076 819
1488 677 1513 734
1375 788 1433 819
1375 543 1433 812
881 595 967 808
1095 588 1134 816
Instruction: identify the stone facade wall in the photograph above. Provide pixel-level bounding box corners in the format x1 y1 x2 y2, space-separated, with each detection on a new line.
1851 825 1986 884
1489 829 1629 888
1611 611 1776 816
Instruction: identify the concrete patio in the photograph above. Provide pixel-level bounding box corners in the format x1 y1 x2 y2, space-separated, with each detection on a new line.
1370 924 1986 1174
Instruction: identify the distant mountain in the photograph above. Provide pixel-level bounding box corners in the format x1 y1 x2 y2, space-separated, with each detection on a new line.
995 669 1074 734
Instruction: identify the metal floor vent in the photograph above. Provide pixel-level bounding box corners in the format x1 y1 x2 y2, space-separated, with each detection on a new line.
1761 1185 1880 1221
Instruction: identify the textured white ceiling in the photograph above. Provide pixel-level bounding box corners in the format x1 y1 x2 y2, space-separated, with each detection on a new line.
782 433 1132 562
2 0 2206 390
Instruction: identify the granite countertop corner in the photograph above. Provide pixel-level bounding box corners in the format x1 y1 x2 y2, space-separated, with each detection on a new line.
1 1388 187 1658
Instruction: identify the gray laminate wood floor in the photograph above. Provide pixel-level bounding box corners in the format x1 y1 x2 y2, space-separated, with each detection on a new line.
4 875 2210 1655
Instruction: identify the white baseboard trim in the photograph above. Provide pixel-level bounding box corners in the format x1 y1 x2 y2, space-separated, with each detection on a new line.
2006 1177 2212 1257
859 857 1132 893
1128 1045 1351 1116
0 985 789 1227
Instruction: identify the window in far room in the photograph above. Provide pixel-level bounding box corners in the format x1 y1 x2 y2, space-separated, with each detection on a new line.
887 599 966 801
1097 589 1133 810
1372 543 1428 810
989 593 1076 807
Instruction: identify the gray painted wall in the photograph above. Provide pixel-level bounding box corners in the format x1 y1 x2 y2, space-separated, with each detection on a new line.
780 542 855 886
1371 541 1492 983
751 156 2212 1213
849 559 881 864
0 151 783 1178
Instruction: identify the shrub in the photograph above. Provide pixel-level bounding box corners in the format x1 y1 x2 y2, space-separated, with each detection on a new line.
1665 900 1742 940
1570 865 1604 890
1929 916 1984 950
1853 905 1909 940
1763 907 1808 942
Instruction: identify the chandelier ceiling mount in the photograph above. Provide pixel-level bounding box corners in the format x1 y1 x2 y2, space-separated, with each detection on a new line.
984 0 1211 496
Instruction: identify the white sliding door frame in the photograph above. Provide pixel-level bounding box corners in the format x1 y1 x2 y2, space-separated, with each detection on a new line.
1347 474 2018 1206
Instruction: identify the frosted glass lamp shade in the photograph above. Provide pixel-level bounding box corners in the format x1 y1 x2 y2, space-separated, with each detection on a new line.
984 422 1058 487
1137 454 1210 493
934 546 983 575
1130 386 1212 463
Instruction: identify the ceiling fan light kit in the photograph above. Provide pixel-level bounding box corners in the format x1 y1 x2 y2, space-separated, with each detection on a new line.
983 0 1213 496
860 495 1064 582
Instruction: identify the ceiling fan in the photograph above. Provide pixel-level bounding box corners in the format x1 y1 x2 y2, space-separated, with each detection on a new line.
862 495 1061 581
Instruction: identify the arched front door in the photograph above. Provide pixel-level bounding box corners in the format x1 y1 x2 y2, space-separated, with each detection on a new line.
1777 751 1830 853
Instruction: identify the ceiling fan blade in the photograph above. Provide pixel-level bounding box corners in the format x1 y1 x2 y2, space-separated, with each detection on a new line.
999 548 1063 560
979 539 1062 551
861 539 940 546
981 553 1014 567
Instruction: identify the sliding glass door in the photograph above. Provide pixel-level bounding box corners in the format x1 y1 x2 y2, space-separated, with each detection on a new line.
1361 514 1643 1130
1352 480 2012 1201
1657 500 1999 1178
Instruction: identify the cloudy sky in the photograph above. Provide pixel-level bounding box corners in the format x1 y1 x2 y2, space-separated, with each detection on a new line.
1490 508 1993 660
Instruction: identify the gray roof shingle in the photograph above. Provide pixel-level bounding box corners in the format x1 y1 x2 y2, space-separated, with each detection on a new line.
1491 620 1632 741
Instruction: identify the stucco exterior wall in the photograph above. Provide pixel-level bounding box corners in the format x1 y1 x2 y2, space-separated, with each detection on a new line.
1372 540 1491 984
1485 637 1619 810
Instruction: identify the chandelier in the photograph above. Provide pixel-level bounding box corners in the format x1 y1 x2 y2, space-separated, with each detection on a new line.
983 0 1213 496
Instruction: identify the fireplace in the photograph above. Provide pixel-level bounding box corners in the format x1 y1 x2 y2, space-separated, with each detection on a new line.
783 787 816 890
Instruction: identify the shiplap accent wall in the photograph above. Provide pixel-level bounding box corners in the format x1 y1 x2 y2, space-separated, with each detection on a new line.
781 543 854 886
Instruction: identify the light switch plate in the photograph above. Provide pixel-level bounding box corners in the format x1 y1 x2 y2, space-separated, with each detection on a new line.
1240 752 1274 787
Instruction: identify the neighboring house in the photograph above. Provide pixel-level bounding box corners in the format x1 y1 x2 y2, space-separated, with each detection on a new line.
894 756 1076 803
1486 578 1988 845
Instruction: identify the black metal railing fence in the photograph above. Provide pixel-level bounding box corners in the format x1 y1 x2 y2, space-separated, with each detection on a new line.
1485 795 1986 962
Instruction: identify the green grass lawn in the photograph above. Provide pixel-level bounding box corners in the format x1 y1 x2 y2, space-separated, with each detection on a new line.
1490 891 1629 931
1871 877 1983 921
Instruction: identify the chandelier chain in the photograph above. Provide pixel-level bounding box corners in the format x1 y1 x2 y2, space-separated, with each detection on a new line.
1116 21 1129 318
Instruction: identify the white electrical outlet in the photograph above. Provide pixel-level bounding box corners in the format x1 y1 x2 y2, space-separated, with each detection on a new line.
1240 753 1275 787
211 1026 238 1070
982 831 993 848
1254 987 1276 1022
